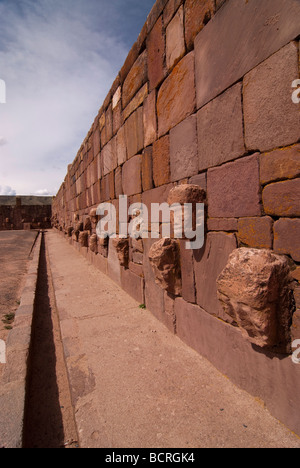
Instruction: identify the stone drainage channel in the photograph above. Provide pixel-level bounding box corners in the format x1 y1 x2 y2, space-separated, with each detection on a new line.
23 231 79 448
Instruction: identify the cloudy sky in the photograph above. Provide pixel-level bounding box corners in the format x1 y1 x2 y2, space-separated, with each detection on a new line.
0 0 154 196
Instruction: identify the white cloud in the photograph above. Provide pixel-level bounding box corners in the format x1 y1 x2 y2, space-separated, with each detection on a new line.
0 185 16 196
0 0 153 195
35 189 53 196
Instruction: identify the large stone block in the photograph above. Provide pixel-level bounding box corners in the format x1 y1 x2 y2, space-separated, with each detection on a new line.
152 135 170 187
170 115 198 182
274 218 300 262
157 52 196 137
122 50 148 109
147 16 165 90
217 248 294 352
194 0 300 109
243 42 300 152
121 268 144 304
166 6 185 71
116 126 127 166
197 83 245 171
143 238 165 324
143 90 157 147
125 107 144 159
184 0 215 50
207 154 262 218
262 178 300 217
179 239 196 304
142 147 154 192
260 145 300 186
122 155 142 196
238 217 273 250
102 138 117 177
194 232 237 321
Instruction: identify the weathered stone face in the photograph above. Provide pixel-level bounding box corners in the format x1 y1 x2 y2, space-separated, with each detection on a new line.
217 248 295 352
148 238 182 296
112 237 129 268
78 231 89 248
89 234 98 254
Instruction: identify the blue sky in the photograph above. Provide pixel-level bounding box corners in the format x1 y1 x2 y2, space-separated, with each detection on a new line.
0 0 154 196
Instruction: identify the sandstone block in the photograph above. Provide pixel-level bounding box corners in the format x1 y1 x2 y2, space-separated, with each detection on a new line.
194 0 300 109
153 135 170 187
179 239 196 304
102 138 117 176
244 42 300 152
125 107 144 159
170 115 198 182
157 52 196 137
105 104 113 144
143 90 157 147
116 126 127 166
189 173 207 192
185 0 215 50
238 217 273 250
217 248 294 352
197 83 245 171
207 154 261 218
260 145 300 186
166 6 185 71
207 218 238 232
149 238 182 296
147 16 165 90
274 218 300 262
262 178 300 217
114 166 123 198
122 155 142 196
194 232 237 321
121 268 144 304
122 50 148 109
142 147 154 192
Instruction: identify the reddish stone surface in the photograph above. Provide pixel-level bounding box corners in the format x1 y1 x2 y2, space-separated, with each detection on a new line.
274 218 300 262
244 42 300 152
122 155 142 196
179 239 195 304
260 145 300 185
143 90 157 147
105 104 113 145
194 0 300 109
147 16 165 90
142 147 154 192
262 178 300 217
121 268 144 304
157 52 196 138
194 232 237 321
116 126 127 166
170 115 198 182
166 6 185 71
123 83 148 122
153 135 170 187
189 173 207 192
125 107 144 159
102 138 117 176
149 238 182 296
184 0 215 50
238 217 273 250
122 50 148 109
114 166 123 198
207 154 262 218
197 83 245 171
207 218 238 232
143 238 165 324
163 0 182 27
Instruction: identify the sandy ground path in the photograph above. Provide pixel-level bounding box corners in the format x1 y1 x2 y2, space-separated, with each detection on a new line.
45 230 300 448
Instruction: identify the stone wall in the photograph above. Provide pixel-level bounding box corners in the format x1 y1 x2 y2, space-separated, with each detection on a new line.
52 0 300 434
0 197 52 231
